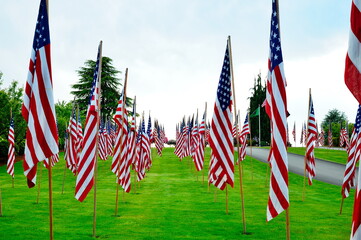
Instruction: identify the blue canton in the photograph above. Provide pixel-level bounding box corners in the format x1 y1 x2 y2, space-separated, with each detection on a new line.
269 0 283 71
33 0 50 52
217 44 231 111
355 105 361 134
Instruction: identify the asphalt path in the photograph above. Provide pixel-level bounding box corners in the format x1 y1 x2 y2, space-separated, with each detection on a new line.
246 147 358 186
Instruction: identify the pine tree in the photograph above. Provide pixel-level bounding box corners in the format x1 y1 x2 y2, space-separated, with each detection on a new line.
249 73 270 146
71 56 123 118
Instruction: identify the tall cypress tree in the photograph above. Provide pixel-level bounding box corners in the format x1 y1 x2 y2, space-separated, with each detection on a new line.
249 73 270 146
71 56 123 118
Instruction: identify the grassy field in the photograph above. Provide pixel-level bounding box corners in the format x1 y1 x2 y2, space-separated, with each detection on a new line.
0 148 355 239
287 147 348 165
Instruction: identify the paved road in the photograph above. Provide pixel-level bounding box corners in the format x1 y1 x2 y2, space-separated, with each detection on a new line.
246 147 358 186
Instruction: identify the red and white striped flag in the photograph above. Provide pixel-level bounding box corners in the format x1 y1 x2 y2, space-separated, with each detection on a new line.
22 0 58 188
342 105 361 199
193 109 207 171
265 0 289 221
99 120 108 161
7 117 15 178
305 93 317 185
67 112 78 174
75 42 102 202
292 122 296 143
208 39 234 190
111 89 130 191
328 127 333 147
318 130 325 147
239 114 250 163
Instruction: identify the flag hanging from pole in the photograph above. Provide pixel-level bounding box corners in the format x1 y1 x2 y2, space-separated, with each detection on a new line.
342 105 361 199
305 93 317 185
208 39 234 190
75 42 102 202
265 0 289 221
7 116 15 178
22 0 59 188
292 122 296 143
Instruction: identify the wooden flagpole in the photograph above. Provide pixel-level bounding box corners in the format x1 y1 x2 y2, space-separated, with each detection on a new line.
247 111 254 181
302 88 311 201
115 67 128 217
92 40 103 238
228 35 247 234
48 157 54 240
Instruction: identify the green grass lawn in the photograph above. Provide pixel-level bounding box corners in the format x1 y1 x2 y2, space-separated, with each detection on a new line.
287 147 349 165
0 148 355 239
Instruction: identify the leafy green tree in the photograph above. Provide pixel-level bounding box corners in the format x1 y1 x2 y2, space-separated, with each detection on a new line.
0 79 26 160
249 73 270 146
71 56 124 118
321 109 348 147
55 100 73 150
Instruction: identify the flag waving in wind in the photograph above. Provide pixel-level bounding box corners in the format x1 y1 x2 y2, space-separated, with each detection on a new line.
265 0 289 221
208 38 234 190
22 0 58 188
75 42 102 202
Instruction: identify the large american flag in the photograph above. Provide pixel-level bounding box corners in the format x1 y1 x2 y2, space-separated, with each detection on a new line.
265 0 289 221
305 94 317 185
208 39 234 190
75 42 102 202
7 116 15 178
345 1 361 238
22 0 59 188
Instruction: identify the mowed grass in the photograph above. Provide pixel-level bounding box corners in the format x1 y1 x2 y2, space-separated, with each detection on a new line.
0 148 355 239
287 147 348 165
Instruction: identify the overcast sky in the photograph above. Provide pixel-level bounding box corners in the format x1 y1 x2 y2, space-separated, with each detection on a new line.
0 0 358 141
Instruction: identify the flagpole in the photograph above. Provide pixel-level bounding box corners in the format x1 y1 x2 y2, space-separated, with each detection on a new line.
115 67 128 217
228 35 247 234
258 104 261 146
302 88 311 201
93 40 103 238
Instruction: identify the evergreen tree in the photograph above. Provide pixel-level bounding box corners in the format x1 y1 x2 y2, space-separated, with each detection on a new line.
249 73 270 146
71 56 123 118
321 109 348 147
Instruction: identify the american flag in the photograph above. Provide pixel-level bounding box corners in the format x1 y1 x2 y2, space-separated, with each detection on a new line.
318 130 325 147
265 0 289 221
193 109 206 171
328 126 333 147
98 119 108 161
22 0 58 188
77 112 84 151
174 119 186 160
340 127 349 149
342 105 361 200
75 42 102 202
106 119 113 156
138 116 149 181
67 111 78 174
111 89 130 190
190 114 199 160
7 116 15 178
346 1 361 238
292 122 296 143
305 93 317 185
145 114 152 170
300 123 304 145
345 0 361 105
208 39 234 190
127 97 137 167
239 114 250 163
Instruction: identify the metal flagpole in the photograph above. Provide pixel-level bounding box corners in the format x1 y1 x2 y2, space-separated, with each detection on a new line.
228 35 247 234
